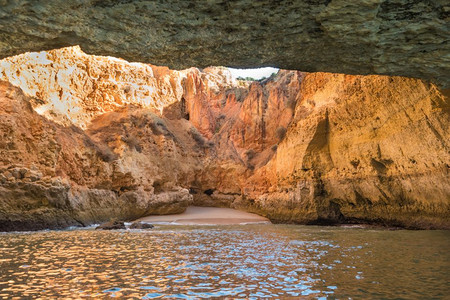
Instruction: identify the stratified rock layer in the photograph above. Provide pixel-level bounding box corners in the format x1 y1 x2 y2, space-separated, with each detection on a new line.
0 47 449 230
0 1 449 88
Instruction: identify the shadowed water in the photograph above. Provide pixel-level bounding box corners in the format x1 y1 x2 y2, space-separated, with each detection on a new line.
0 225 449 299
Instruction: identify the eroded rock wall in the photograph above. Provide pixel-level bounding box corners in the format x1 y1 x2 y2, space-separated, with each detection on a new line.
0 47 245 230
0 81 196 230
240 74 450 229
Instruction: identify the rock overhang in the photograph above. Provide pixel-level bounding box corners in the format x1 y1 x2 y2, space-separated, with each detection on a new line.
0 0 449 88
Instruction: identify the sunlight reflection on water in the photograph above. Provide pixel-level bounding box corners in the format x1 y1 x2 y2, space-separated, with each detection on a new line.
0 225 448 299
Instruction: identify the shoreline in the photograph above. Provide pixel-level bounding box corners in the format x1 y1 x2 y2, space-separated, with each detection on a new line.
136 206 271 225
2 206 448 232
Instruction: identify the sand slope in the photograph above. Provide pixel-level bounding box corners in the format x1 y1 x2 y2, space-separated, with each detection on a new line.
137 206 270 225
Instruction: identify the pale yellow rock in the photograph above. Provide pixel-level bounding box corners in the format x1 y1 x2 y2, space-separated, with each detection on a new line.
0 47 239 129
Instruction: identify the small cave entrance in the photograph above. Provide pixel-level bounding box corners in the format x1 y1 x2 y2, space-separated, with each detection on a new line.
203 189 215 196
188 187 217 207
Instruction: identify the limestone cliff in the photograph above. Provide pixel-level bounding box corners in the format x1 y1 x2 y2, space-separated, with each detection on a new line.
0 47 449 230
0 46 187 128
241 73 450 229
0 82 197 230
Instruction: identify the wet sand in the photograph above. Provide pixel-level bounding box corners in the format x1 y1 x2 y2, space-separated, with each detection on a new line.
137 206 271 225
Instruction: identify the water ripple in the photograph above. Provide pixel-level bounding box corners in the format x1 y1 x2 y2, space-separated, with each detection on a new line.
0 225 448 299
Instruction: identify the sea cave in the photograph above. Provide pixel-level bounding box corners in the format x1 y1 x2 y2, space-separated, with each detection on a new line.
0 1 449 299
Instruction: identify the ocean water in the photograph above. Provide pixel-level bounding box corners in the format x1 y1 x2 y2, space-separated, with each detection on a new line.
0 224 448 299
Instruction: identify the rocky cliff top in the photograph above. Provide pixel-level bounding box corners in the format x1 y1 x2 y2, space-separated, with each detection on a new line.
0 46 239 129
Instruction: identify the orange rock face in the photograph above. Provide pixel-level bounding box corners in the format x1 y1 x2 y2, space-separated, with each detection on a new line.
0 47 449 230
242 73 450 228
0 81 196 230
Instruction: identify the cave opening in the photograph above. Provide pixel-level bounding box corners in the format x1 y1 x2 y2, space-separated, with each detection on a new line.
0 46 448 231
203 189 215 196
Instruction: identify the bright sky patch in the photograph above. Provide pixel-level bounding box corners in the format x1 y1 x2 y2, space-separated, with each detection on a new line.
227 67 279 80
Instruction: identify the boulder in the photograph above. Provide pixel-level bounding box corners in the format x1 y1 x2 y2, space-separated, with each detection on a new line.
95 221 126 230
129 222 154 230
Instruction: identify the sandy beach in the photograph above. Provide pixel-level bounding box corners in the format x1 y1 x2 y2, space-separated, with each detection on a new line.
137 206 271 225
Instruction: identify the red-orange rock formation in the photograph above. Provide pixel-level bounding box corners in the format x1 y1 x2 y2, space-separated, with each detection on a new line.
0 47 449 230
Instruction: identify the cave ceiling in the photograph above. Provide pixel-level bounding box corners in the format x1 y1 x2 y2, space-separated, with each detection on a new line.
0 0 449 88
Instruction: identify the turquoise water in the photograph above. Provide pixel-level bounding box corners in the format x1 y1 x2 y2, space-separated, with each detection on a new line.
0 224 449 299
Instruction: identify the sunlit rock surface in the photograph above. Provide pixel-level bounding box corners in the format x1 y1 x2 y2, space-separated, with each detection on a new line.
0 47 449 230
0 82 195 230
243 73 450 228
0 46 237 129
0 0 449 88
